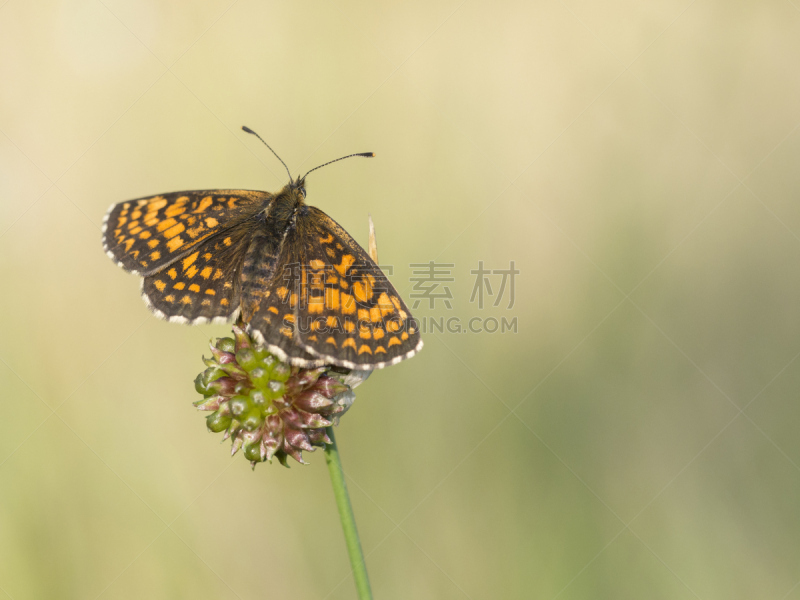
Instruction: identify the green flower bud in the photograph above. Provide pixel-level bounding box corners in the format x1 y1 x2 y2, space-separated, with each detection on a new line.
193 326 372 467
207 411 232 433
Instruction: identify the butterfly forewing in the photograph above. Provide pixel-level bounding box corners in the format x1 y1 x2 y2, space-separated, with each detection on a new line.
141 223 254 324
103 190 272 275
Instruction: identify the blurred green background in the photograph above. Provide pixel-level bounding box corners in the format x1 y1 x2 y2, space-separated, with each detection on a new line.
2 1 800 598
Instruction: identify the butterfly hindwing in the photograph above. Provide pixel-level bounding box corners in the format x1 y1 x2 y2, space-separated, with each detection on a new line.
245 206 422 369
102 190 272 275
142 223 255 324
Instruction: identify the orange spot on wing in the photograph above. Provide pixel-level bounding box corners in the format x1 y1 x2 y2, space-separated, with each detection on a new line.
147 239 159 248
401 331 409 340
193 196 213 213
310 272 325 290
186 265 198 278
147 198 167 211
342 338 356 350
268 306 279 314
358 308 369 322
375 346 386 354
166 236 184 252
334 254 355 276
205 217 218 227
174 282 185 290
181 295 192 305
182 252 199 270
139 231 151 239
205 289 215 296
373 329 384 340
359 327 371 340
309 295 324 313
156 218 177 232
320 233 333 244
309 259 325 270
369 307 381 322
388 337 401 347
325 288 340 311
325 337 337 346
189 284 200 292
326 315 338 328
200 266 212 279
154 280 166 291
165 205 186 218
341 293 356 314
344 321 355 333
164 295 175 303
358 345 372 355
353 280 371 303
164 223 185 239
220 298 229 306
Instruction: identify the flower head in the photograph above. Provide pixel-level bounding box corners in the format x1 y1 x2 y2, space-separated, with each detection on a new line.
194 326 370 467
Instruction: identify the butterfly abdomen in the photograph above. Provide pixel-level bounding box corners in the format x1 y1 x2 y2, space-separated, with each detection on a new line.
239 190 301 322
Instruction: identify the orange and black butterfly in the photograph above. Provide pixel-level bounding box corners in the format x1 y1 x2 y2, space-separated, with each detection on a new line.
102 127 422 370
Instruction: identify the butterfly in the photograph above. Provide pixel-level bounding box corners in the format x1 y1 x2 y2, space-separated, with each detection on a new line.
102 127 422 370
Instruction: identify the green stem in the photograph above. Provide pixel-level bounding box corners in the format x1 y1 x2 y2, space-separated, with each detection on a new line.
325 426 373 600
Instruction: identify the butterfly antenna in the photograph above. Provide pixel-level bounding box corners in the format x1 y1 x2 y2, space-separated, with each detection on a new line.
241 125 292 181
302 152 375 180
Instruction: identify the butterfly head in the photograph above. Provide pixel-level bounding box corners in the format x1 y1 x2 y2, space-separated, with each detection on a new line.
275 177 307 212
291 176 307 200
